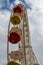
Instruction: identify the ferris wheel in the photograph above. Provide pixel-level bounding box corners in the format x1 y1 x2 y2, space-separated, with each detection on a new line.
6 3 40 65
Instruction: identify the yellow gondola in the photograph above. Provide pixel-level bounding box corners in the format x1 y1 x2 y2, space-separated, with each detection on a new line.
7 61 21 65
10 14 21 25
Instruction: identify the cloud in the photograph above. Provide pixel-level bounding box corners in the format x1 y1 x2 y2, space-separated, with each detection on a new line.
0 10 10 34
0 10 10 64
25 0 43 11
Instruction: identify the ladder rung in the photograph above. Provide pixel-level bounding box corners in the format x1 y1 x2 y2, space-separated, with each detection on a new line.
22 45 32 48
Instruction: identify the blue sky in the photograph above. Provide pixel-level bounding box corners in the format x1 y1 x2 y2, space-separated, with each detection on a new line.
0 0 43 65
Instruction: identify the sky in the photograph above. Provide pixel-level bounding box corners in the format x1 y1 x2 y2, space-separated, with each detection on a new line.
0 0 43 65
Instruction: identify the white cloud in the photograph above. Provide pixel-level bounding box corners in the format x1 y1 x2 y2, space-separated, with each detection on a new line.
0 10 10 65
25 0 43 11
0 10 10 37
14 0 20 5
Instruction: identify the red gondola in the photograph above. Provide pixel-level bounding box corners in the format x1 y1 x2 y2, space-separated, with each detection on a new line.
8 32 21 44
13 6 22 14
